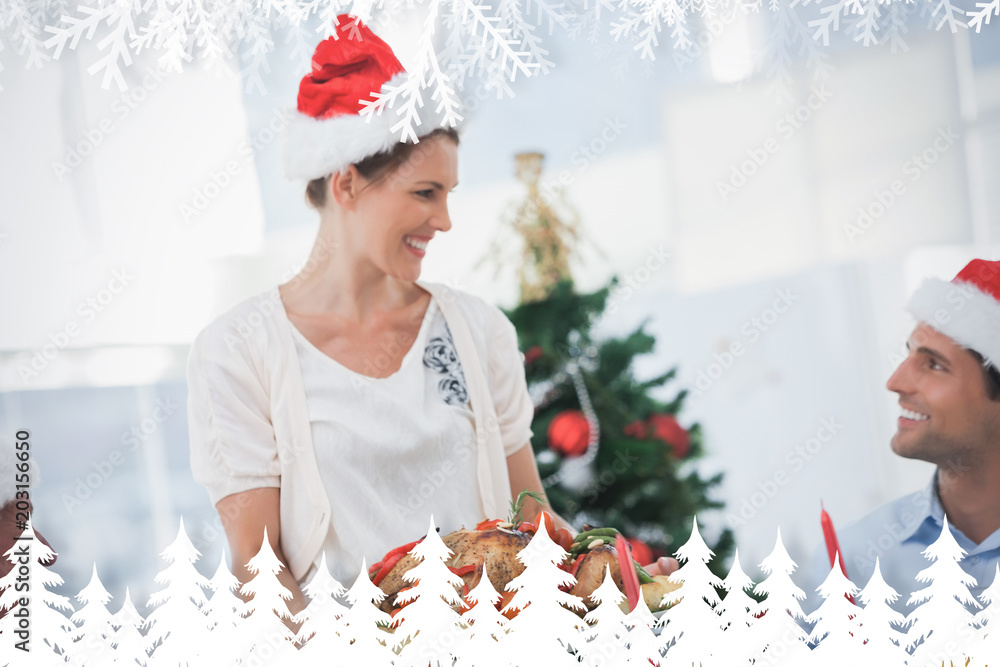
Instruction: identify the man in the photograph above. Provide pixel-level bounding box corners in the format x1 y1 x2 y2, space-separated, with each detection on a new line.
804 258 1000 613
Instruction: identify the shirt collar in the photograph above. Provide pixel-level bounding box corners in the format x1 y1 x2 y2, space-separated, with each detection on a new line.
899 471 944 543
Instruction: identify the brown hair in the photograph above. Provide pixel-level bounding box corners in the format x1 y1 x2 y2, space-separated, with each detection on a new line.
968 349 1000 401
305 127 460 210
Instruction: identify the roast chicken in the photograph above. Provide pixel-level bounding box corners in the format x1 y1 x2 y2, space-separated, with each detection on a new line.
373 526 677 616
377 528 530 613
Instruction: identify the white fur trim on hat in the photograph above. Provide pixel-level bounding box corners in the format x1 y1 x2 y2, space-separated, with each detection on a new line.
0 442 16 506
907 277 1000 367
281 72 450 182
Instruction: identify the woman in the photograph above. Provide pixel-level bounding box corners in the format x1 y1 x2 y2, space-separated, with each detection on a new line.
187 15 674 618
186 17 578 618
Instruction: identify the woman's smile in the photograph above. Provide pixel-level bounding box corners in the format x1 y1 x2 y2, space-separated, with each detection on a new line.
403 234 431 257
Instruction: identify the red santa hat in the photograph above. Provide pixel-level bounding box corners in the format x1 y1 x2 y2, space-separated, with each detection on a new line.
907 258 1000 366
282 15 448 182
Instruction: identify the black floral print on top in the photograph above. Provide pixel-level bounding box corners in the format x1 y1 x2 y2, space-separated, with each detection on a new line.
423 323 469 407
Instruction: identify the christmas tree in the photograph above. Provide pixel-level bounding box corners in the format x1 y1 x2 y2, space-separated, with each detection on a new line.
392 516 467 667
578 566 630 666
293 552 349 661
339 558 398 666
144 519 211 666
109 589 151 667
501 515 586 665
236 527 299 665
69 565 117 665
852 558 909 665
621 598 664 667
453 563 510 667
657 517 724 665
751 529 812 666
713 549 761 666
202 553 249 666
495 153 733 575
905 517 980 666
1 523 75 666
970 564 1000 666
806 553 864 666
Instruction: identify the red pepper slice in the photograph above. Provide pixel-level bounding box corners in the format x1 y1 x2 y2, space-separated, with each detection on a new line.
373 551 407 587
369 560 383 576
382 539 421 562
518 521 537 534
448 564 478 577
536 511 557 541
616 534 642 611
569 554 585 578
476 519 502 531
370 538 423 585
555 528 575 552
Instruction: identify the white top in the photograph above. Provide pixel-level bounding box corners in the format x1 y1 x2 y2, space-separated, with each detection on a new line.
187 282 533 583
291 297 483 583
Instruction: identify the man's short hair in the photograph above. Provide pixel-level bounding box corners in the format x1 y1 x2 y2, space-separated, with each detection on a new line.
968 349 1000 401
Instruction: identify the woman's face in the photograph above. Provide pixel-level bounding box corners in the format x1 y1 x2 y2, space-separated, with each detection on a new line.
348 135 459 283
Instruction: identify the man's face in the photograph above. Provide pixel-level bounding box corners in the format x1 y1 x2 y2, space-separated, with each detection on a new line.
886 324 1000 471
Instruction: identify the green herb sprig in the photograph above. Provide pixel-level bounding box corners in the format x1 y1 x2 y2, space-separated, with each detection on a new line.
508 489 546 528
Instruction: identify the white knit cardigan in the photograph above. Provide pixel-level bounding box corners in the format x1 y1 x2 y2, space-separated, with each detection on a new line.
187 281 518 582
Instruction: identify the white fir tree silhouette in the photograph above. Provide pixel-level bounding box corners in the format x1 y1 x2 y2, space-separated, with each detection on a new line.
0 523 72 667
144 519 211 666
453 563 510 667
502 513 586 666
69 564 116 665
8 522 76 665
806 553 864 666
657 516 724 666
0 529 31 634
201 552 248 666
578 565 630 667
237 526 299 665
906 517 980 665
393 516 467 667
294 552 350 666
339 557 398 666
713 548 760 666
850 557 909 665
969 563 1000 666
109 588 150 667
621 597 663 666
751 528 812 667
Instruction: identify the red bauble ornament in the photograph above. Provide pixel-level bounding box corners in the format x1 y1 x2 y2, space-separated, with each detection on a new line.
548 410 591 458
647 413 690 459
626 537 653 565
524 345 543 365
623 419 649 439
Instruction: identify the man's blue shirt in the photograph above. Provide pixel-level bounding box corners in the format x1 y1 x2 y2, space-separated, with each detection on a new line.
800 472 1000 616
